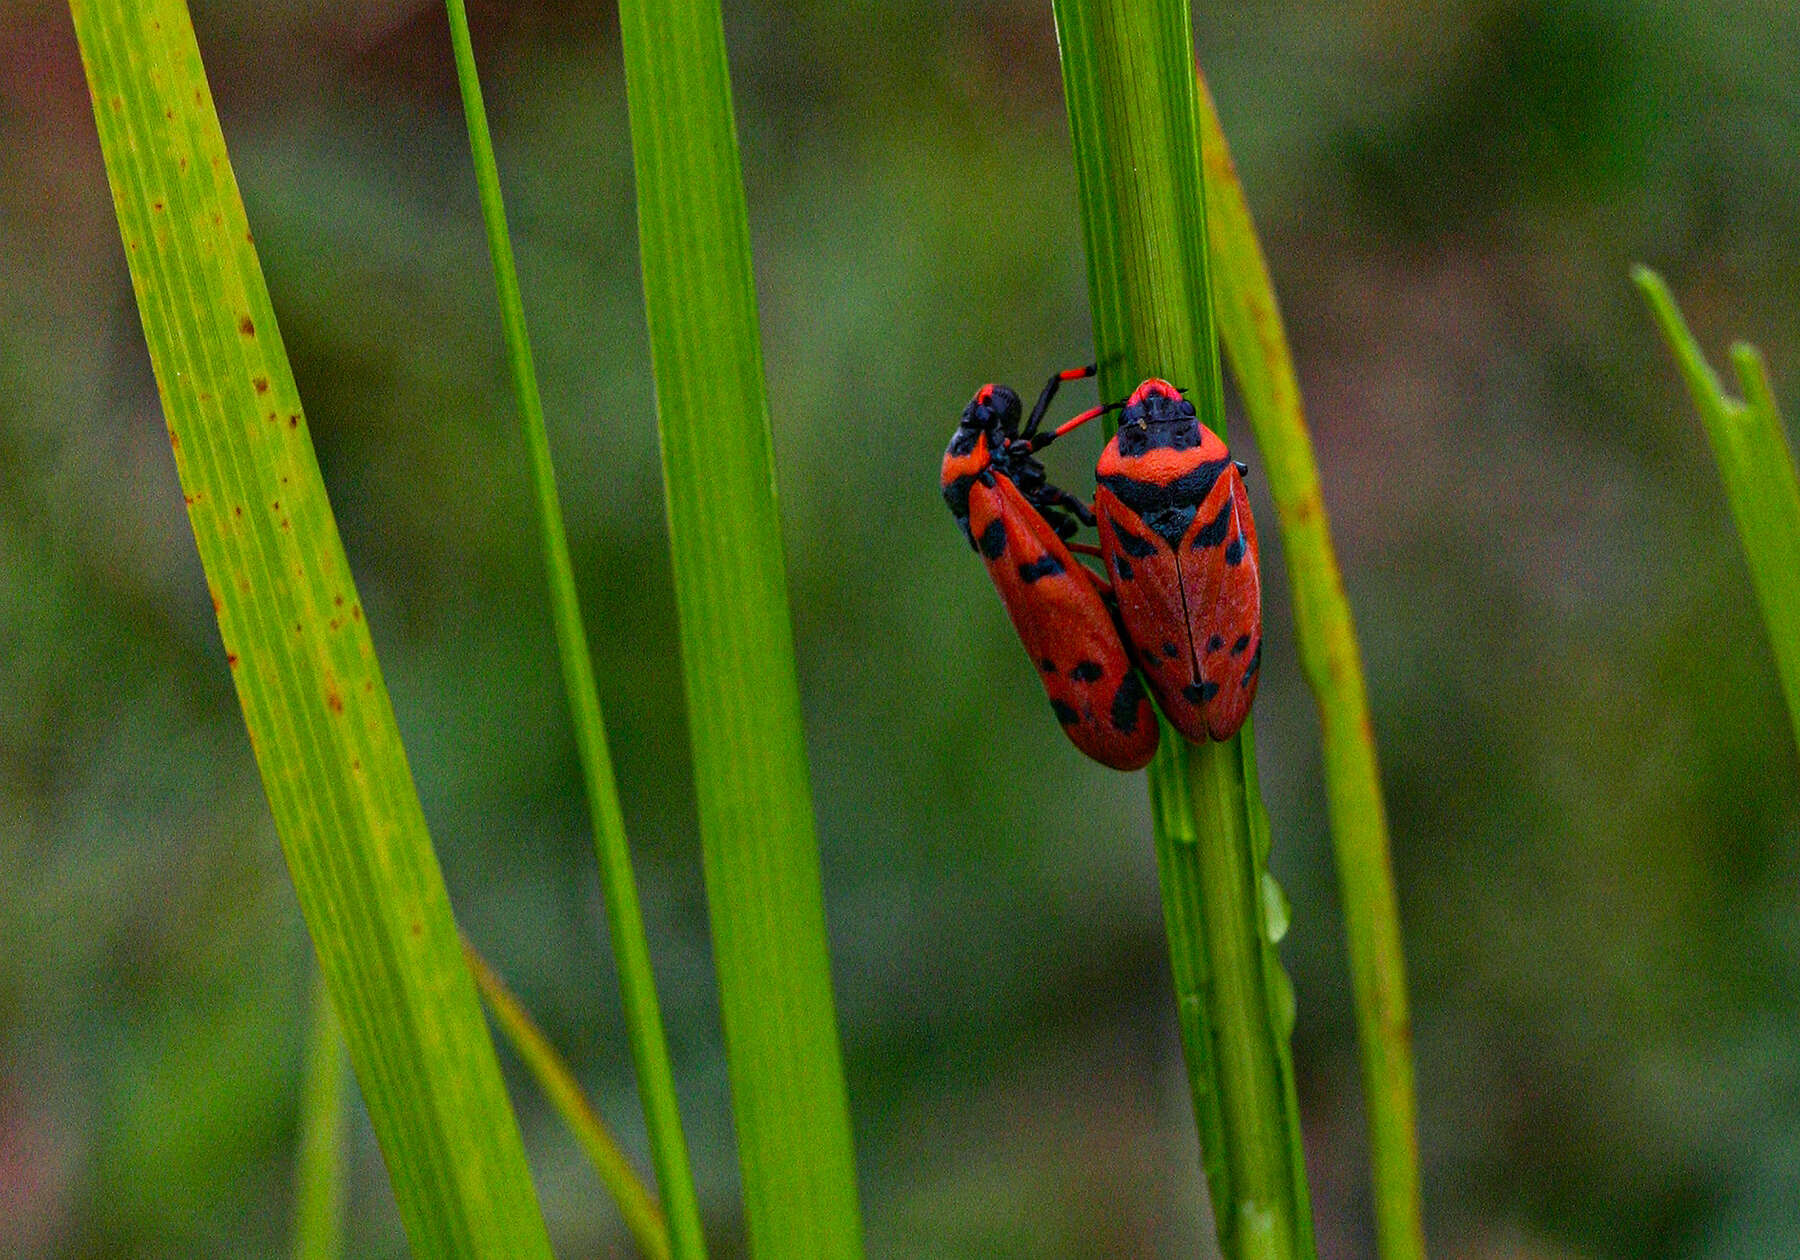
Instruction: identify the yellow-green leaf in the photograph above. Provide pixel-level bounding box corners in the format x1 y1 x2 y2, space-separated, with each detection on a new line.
1199 72 1423 1260
70 2 553 1254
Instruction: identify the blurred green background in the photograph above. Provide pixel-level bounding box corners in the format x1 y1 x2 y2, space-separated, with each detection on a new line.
5 0 1799 1255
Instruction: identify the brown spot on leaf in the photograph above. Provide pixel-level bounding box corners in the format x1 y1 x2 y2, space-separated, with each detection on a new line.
226 652 239 667
152 201 164 212
253 376 269 394
334 594 344 607
233 505 243 518
350 606 361 621
327 692 343 713
110 96 122 112
238 316 254 337
287 414 299 429
410 922 423 937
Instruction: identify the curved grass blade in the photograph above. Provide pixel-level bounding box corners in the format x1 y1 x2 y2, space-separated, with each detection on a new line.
442 6 707 1255
614 0 865 1252
292 973 346 1260
69 3 553 1254
1635 267 1800 756
1050 3 1314 1256
465 940 672 1260
1198 72 1423 1260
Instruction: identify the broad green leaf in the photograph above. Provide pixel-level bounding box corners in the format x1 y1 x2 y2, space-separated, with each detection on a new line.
1050 3 1315 1256
1199 72 1423 1260
1636 267 1800 758
70 2 553 1255
616 0 865 1254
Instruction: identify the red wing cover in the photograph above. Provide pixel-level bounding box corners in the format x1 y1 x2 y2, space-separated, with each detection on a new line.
966 473 1158 771
1095 440 1262 742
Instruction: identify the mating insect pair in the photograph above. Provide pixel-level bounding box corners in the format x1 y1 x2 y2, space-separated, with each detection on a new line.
941 365 1262 771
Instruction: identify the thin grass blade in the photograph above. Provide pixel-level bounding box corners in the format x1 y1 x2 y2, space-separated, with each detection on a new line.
292 973 346 1260
615 0 865 1252
466 940 672 1260
1198 72 1423 1260
69 2 553 1253
442 6 707 1254
1050 3 1314 1255
1635 267 1800 756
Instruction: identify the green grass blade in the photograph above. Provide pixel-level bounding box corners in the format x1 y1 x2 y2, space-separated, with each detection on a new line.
69 3 554 1254
466 940 672 1260
1635 267 1800 756
1050 4 1314 1256
292 974 347 1260
443 6 707 1255
1198 72 1423 1260
1142 740 1233 1217
615 0 865 1254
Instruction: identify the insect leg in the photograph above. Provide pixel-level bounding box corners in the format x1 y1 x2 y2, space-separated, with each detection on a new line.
1044 484 1097 527
1034 398 1124 450
1021 364 1097 440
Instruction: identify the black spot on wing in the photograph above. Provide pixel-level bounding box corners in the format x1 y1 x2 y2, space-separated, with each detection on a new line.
1113 554 1134 581
1071 660 1103 682
1162 641 1181 658
1225 530 1247 566
977 517 1007 560
1182 681 1220 703
1113 526 1158 559
1206 635 1224 653
1110 672 1146 734
1193 496 1234 549
1051 698 1081 727
1039 658 1057 674
941 474 974 523
1018 553 1064 583
1231 635 1250 656
1241 640 1263 687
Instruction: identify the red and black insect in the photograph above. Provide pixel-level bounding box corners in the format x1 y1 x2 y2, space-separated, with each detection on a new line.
942 367 1159 771
1044 378 1261 742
